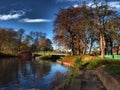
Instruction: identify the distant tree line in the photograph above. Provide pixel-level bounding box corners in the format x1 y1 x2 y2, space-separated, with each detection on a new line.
0 28 53 55
53 0 120 58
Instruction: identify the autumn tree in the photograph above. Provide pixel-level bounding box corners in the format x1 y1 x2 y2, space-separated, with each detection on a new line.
106 18 120 54
16 29 25 51
53 5 91 55
0 28 18 55
29 32 46 50
37 38 53 51
89 0 118 58
0 28 51 55
53 0 120 57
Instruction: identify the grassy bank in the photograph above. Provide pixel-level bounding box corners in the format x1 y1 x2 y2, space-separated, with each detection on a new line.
105 65 120 76
0 52 17 58
55 55 120 89
74 56 120 70
58 55 120 69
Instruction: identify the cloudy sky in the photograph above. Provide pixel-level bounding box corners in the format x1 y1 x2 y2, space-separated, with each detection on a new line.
0 0 120 40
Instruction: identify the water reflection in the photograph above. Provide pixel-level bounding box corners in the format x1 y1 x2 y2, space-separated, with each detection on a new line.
0 58 18 85
35 61 51 77
0 58 69 90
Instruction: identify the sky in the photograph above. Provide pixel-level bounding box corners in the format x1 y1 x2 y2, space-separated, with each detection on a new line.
0 0 120 41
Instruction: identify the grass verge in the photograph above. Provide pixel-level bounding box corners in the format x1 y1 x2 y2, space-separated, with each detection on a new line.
55 55 120 89
105 65 120 76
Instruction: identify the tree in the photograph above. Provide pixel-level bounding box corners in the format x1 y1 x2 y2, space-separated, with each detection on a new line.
88 29 99 55
37 38 53 51
29 31 46 51
16 29 25 51
53 5 90 55
53 0 120 57
90 0 118 58
106 18 120 54
0 28 18 55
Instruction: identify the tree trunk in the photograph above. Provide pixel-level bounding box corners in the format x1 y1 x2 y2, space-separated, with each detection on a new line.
105 47 107 55
78 48 81 55
110 41 113 55
88 41 93 55
100 33 106 59
82 47 86 55
78 39 81 55
116 46 119 55
71 41 75 55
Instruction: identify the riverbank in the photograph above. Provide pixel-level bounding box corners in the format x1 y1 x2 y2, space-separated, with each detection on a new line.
35 55 62 62
55 55 120 90
0 52 17 58
56 55 100 67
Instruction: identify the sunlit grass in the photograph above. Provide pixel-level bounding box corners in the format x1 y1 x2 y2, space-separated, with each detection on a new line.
55 55 120 89
60 55 120 70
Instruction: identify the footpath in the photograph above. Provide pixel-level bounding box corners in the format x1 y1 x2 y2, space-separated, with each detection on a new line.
71 70 106 90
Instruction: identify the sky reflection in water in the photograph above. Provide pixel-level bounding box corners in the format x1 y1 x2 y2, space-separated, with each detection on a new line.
0 58 69 90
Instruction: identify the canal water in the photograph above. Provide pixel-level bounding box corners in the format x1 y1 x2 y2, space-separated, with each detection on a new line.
0 58 69 90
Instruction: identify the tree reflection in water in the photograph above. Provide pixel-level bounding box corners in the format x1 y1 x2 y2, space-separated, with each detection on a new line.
18 59 51 78
35 61 51 77
0 58 51 86
0 58 19 85
0 58 68 90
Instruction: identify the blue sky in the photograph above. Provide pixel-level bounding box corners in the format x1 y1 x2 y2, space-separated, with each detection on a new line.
0 0 120 41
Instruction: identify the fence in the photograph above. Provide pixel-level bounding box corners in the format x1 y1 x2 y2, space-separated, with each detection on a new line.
104 55 120 59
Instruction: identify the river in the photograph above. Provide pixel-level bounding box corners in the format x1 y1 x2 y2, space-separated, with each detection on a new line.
0 58 69 90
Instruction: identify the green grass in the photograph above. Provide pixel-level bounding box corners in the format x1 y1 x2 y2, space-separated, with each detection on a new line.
86 59 107 69
105 65 120 76
73 56 120 70
60 55 120 70
85 59 120 69
54 55 120 89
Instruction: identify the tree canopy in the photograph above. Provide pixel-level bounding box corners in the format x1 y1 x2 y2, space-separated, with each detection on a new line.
0 28 53 55
53 0 120 58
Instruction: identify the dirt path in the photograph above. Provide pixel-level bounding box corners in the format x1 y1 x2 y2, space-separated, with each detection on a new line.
80 70 106 90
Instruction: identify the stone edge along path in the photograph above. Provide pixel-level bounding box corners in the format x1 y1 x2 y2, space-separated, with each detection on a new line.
97 67 120 90
71 70 106 90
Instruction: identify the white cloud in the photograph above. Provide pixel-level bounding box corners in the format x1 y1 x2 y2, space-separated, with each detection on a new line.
108 1 120 9
87 1 120 9
0 10 25 20
21 18 51 23
73 4 79 8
